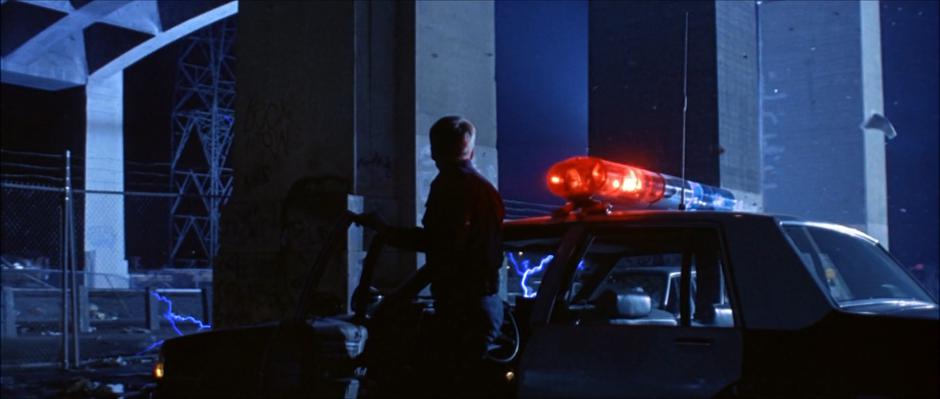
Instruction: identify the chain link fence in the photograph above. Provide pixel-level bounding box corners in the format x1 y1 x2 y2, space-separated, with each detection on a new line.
2 181 212 369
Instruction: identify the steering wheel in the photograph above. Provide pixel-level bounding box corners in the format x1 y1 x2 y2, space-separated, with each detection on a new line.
484 301 520 364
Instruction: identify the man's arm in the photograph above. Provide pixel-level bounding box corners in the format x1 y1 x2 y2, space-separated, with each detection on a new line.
385 226 430 252
353 213 430 251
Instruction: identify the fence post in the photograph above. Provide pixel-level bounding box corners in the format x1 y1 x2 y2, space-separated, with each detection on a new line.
61 150 71 369
145 288 160 331
78 285 90 333
2 287 16 337
201 286 212 326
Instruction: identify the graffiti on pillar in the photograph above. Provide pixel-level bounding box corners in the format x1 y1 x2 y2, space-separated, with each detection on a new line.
215 176 351 327
243 97 295 158
357 152 394 179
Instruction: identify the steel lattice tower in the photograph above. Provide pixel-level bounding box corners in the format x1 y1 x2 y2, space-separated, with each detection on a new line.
169 18 235 268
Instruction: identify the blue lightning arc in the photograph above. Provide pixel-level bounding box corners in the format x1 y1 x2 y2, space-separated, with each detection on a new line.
507 253 554 298
507 253 586 298
137 291 211 355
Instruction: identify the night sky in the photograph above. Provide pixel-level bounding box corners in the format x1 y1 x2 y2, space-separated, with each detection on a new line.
880 0 939 273
1 1 937 274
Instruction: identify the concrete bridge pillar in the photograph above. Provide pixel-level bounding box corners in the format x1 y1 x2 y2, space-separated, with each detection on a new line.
215 1 498 327
84 71 128 288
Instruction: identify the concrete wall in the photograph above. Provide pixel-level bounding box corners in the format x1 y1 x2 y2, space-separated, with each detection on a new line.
760 0 887 244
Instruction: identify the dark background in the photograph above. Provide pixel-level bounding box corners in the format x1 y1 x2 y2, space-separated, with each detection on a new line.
880 1 939 279
1 1 937 280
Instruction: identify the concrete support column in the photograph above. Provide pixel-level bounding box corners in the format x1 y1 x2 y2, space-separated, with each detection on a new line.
216 1 358 327
588 1 761 210
216 1 498 327
415 0 498 271
760 0 888 244
415 0 499 204
84 71 128 288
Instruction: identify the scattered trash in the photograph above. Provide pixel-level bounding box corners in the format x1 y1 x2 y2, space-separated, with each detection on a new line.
61 378 125 399
26 307 46 316
122 327 150 334
63 377 93 396
88 303 117 321
91 356 129 368
104 383 124 396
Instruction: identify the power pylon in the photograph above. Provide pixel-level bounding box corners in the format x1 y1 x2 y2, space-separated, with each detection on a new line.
168 18 235 268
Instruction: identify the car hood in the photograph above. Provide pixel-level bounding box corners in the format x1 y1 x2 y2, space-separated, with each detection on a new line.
840 300 939 320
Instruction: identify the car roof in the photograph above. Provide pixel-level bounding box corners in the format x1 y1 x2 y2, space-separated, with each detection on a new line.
504 209 793 227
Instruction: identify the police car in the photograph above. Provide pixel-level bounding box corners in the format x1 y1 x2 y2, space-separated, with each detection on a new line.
154 157 938 398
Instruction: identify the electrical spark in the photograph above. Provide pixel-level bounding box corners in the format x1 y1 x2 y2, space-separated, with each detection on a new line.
507 253 555 298
138 291 211 354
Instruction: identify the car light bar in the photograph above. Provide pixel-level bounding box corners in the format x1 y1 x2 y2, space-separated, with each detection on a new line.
546 156 737 211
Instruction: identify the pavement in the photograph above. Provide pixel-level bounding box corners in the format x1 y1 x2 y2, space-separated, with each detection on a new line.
1 357 157 399
1 330 183 398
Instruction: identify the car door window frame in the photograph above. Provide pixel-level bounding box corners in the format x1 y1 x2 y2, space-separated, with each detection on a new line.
549 222 742 328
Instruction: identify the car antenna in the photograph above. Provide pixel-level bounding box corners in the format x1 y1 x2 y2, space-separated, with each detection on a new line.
678 11 689 211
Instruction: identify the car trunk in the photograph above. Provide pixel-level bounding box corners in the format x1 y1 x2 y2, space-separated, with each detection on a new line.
156 317 366 398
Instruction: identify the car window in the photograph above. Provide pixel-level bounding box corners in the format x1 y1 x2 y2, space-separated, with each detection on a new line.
503 236 564 303
563 227 734 328
782 223 935 307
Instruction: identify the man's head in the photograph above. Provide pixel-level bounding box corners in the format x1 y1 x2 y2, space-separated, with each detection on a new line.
429 115 475 166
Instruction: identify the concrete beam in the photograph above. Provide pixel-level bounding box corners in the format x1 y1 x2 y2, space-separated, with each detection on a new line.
100 0 162 35
2 0 234 90
17 1 74 14
90 1 236 79
5 0 131 66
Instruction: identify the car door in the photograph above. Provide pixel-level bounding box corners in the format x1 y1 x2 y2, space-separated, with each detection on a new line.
517 225 742 398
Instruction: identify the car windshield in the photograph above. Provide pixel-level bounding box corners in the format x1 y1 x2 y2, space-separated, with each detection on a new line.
782 223 935 307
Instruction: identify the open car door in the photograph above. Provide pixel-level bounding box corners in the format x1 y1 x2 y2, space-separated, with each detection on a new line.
517 225 743 398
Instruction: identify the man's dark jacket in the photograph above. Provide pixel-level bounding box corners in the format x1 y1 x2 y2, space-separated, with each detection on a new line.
390 160 505 301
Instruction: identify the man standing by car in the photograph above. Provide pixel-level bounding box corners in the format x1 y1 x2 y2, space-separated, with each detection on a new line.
357 115 505 396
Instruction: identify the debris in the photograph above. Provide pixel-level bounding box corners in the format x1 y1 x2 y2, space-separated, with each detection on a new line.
122 326 150 334
90 356 129 368
63 377 93 396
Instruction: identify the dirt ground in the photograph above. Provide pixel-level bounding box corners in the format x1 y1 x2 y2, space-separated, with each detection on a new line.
1 357 156 399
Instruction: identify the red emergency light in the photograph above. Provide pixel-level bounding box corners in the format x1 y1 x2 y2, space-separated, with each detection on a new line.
546 156 665 204
546 156 738 213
